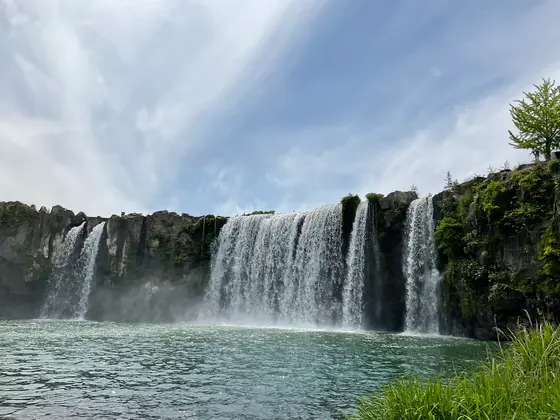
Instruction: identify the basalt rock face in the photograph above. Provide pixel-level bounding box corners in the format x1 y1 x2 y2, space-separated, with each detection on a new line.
0 201 227 322
0 203 85 319
434 163 560 340
88 211 227 323
365 191 418 331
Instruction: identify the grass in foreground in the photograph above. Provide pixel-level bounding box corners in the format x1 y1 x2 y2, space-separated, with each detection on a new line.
349 321 560 420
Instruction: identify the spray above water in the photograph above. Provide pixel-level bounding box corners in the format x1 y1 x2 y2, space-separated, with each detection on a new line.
403 196 442 334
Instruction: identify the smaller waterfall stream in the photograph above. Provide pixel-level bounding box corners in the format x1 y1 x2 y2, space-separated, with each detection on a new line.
40 222 86 318
403 196 441 334
73 222 106 319
342 200 368 328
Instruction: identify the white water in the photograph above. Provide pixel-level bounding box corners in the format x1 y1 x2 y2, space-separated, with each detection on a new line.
73 222 106 319
403 196 441 334
204 204 345 327
342 200 368 328
40 222 86 318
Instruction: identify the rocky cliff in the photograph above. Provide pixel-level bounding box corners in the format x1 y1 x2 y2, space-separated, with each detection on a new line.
0 192 417 327
0 203 227 322
433 161 560 339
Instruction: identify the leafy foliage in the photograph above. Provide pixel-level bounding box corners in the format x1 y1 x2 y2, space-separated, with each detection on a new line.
435 162 560 332
478 180 509 221
539 224 560 278
508 78 560 160
365 192 384 203
0 202 39 228
341 193 361 208
434 217 463 258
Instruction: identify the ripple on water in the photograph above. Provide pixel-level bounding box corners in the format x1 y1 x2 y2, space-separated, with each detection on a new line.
0 320 489 419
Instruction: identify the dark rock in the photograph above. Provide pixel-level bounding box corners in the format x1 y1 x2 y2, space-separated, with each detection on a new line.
365 190 417 331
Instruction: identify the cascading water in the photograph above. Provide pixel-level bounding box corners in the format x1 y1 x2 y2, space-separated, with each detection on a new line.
40 222 86 318
402 196 441 334
342 200 368 328
290 204 344 325
203 204 344 327
73 222 106 319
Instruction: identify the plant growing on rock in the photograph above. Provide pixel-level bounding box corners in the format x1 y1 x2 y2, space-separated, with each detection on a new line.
365 192 384 203
508 78 560 161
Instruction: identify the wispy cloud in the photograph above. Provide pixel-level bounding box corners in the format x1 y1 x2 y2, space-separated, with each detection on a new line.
1 0 559 217
0 0 324 215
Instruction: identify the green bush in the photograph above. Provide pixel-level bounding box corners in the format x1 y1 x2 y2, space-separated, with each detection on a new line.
539 224 560 277
439 196 459 219
348 321 560 420
0 202 39 228
434 217 463 258
479 180 509 221
341 193 361 208
548 159 560 173
365 192 384 203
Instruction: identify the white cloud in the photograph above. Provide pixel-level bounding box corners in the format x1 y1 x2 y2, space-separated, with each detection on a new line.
0 0 323 215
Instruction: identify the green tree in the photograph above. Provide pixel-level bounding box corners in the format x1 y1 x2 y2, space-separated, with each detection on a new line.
508 78 560 161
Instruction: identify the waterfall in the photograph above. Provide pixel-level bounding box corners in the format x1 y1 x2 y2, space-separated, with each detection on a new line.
40 222 86 319
290 204 344 325
342 200 368 328
73 222 106 319
402 196 441 334
203 204 344 327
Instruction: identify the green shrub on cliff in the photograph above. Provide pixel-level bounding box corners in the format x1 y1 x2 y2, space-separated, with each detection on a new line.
434 217 463 258
341 193 361 209
365 192 384 203
539 224 560 280
0 202 39 228
349 321 560 420
436 162 560 332
478 179 509 222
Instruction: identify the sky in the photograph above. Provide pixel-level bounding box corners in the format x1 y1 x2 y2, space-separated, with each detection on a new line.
1 0 560 217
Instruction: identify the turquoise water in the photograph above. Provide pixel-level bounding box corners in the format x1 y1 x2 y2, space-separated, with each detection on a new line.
0 320 489 419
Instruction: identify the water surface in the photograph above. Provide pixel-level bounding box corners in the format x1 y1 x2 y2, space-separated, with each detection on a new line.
0 320 489 419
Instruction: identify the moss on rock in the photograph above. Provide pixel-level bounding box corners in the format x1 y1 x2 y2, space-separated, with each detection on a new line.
0 202 40 229
435 163 560 337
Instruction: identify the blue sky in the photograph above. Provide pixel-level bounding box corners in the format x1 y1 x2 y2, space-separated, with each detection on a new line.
1 0 560 217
